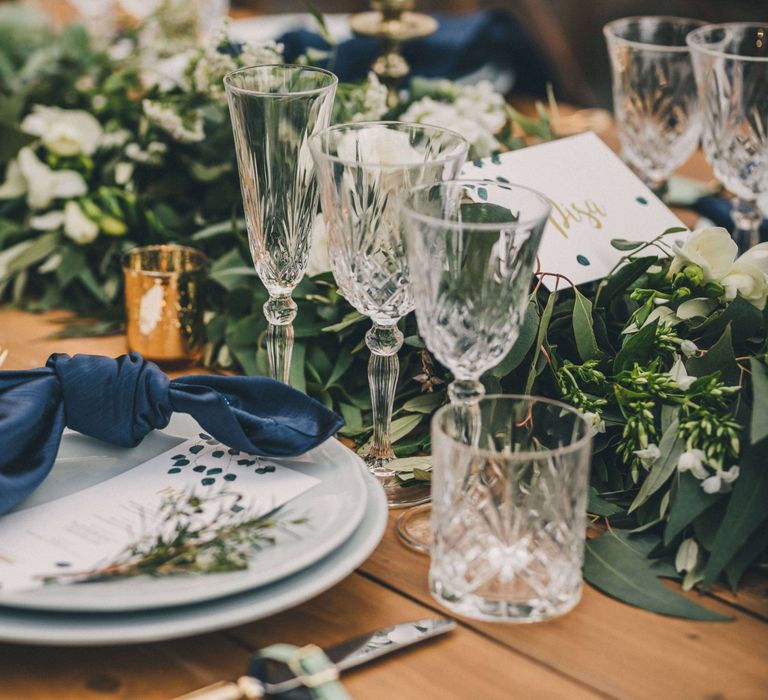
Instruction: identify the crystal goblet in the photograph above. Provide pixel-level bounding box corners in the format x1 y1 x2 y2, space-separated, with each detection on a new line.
687 23 768 250
225 65 337 383
604 16 704 192
396 180 550 551
310 122 468 507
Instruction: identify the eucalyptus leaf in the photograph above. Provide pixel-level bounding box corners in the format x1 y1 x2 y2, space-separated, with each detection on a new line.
614 320 658 374
584 531 729 621
572 288 600 361
525 290 556 394
664 472 721 546
490 300 538 376
686 325 738 385
749 358 768 445
629 420 683 513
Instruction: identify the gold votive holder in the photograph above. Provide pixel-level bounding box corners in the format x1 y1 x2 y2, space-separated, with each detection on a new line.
123 244 207 365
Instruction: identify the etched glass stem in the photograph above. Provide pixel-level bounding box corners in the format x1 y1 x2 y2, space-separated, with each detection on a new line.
732 197 762 252
365 323 403 471
263 295 297 384
448 379 485 449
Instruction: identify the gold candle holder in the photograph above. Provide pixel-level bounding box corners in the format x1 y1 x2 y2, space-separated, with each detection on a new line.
350 0 438 108
123 244 207 365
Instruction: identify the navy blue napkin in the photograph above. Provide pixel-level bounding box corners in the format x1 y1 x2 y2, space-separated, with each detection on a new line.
693 196 768 241
279 9 556 96
0 352 344 515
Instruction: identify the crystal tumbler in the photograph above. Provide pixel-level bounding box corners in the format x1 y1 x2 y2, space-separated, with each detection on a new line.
430 395 593 623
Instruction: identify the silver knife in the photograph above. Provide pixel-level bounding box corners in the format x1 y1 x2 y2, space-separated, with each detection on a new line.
174 617 456 699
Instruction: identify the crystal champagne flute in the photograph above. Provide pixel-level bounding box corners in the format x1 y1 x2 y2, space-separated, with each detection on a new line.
225 65 337 383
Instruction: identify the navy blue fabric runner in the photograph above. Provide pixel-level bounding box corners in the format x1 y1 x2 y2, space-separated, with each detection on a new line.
0 352 343 515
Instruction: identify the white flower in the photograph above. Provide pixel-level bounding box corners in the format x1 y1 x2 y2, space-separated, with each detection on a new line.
21 105 103 157
349 72 388 123
680 339 698 358
142 100 204 143
583 411 606 433
676 297 717 321
239 39 284 69
115 162 134 186
100 129 131 149
125 141 167 165
17 147 87 210
63 200 99 244
701 465 740 494
721 243 768 310
306 213 331 277
634 443 661 467
669 356 696 390
675 538 699 574
669 226 737 282
401 96 498 159
0 159 28 199
30 210 65 231
142 50 194 91
337 125 424 166
677 449 709 479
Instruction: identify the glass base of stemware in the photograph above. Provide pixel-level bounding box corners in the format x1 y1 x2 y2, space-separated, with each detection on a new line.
365 457 431 509
395 503 432 553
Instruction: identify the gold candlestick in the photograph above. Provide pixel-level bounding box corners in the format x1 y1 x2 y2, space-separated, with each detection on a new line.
350 0 437 108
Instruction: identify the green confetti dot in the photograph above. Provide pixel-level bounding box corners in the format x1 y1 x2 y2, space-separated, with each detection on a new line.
171 454 185 460
228 448 240 455
201 477 215 486
472 159 483 168
266 465 276 473
237 459 256 466
207 467 222 475
477 187 488 201
212 450 224 458
491 153 501 165
193 465 206 473
255 467 267 474
224 473 237 482
167 467 182 474
174 459 190 466
189 445 204 454
199 433 212 440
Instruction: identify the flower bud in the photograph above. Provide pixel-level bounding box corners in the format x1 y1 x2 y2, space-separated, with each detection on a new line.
100 215 127 236
704 281 725 298
683 264 705 287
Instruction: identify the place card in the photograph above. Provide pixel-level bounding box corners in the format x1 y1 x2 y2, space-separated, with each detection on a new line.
0 438 319 592
460 131 687 289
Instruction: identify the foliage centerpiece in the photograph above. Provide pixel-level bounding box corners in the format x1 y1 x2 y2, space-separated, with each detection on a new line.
0 6 765 617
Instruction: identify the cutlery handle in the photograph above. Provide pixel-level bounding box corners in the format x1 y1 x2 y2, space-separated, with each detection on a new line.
172 677 264 700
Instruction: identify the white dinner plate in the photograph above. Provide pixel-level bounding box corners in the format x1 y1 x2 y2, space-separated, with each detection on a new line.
0 472 387 646
0 413 369 612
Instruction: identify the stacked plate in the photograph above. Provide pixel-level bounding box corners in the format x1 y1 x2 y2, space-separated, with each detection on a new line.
0 414 387 646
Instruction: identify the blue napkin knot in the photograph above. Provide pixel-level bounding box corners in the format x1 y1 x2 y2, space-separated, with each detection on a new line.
0 353 344 515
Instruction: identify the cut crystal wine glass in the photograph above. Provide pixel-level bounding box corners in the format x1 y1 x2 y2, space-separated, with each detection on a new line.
310 122 468 507
225 65 337 383
396 180 550 551
687 23 768 250
604 16 704 192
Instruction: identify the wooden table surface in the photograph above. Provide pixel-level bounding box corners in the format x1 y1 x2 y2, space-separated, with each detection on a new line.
1 123 767 699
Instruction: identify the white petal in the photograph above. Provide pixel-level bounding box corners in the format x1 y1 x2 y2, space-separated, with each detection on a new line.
701 475 722 494
676 298 716 320
680 339 698 357
0 159 27 199
29 210 65 230
675 538 699 573
63 201 99 244
721 465 740 484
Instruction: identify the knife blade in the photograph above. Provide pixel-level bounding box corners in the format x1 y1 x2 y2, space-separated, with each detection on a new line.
174 617 456 699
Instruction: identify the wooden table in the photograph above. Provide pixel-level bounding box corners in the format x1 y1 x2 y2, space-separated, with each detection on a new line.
1 133 768 699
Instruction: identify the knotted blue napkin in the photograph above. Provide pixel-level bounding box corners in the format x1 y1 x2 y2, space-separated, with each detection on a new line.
0 352 344 515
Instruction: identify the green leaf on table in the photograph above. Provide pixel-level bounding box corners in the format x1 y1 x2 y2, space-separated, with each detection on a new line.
588 487 624 516
629 420 683 513
749 358 768 445
525 290 556 394
614 320 658 374
573 288 600 361
490 300 538 376
686 325 738 384
664 471 721 546
584 530 730 621
701 437 768 588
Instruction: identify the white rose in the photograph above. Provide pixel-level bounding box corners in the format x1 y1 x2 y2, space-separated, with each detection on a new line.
721 242 768 309
21 105 103 156
337 126 424 166
17 147 87 210
63 200 99 244
669 226 737 282
306 213 331 277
